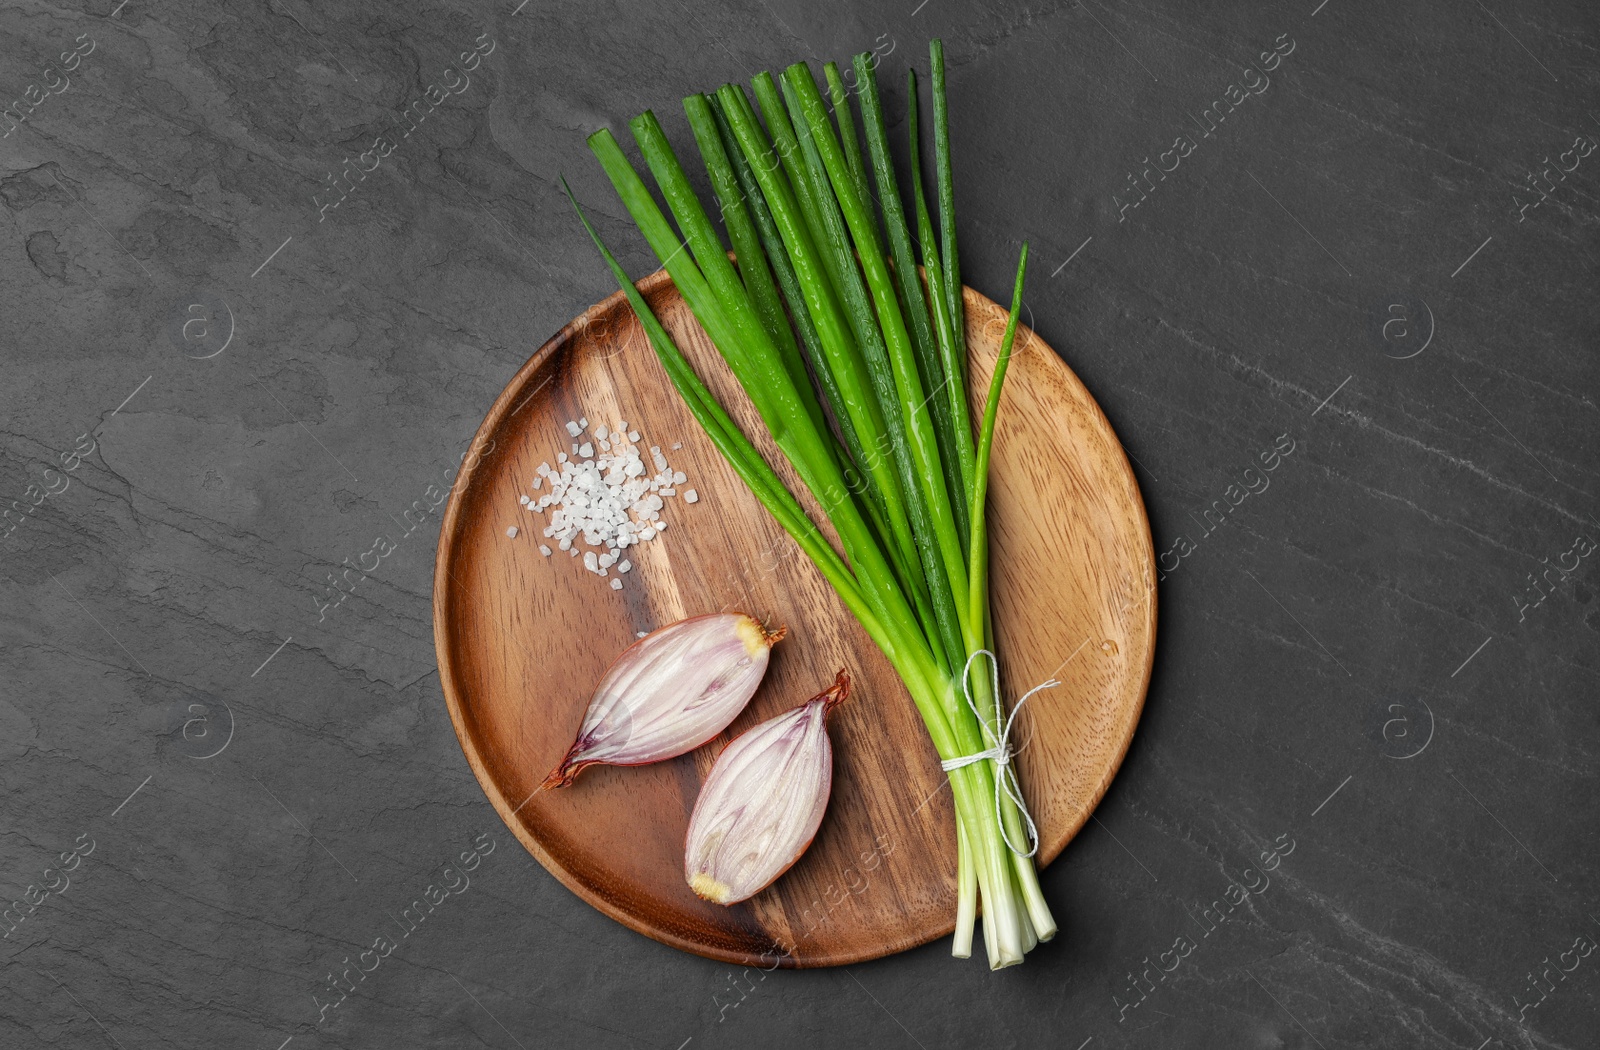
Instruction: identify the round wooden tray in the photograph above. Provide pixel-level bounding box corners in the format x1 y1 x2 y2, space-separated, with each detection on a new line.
433 271 1155 968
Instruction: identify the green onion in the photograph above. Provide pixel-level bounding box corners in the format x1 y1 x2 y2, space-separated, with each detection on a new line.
823 62 870 205
568 39 1053 968
907 66 976 521
853 56 970 553
931 40 970 401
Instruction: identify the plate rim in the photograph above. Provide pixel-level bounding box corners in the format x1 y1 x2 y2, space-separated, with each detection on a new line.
432 269 1158 967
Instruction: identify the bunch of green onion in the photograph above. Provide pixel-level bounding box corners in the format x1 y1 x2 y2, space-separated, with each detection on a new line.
565 39 1047 968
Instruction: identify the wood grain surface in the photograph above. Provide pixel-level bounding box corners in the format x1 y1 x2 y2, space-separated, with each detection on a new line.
432 271 1156 968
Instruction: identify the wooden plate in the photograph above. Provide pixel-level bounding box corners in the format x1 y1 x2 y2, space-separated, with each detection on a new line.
433 271 1156 968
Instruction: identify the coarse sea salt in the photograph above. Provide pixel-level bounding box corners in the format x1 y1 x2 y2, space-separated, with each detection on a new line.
518 417 694 591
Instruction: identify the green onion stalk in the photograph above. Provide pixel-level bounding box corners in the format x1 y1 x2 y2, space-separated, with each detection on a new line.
564 39 1051 968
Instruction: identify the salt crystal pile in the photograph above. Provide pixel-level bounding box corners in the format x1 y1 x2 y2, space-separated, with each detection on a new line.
522 418 696 589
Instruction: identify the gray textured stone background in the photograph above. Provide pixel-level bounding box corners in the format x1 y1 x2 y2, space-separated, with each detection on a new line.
1 0 1596 1047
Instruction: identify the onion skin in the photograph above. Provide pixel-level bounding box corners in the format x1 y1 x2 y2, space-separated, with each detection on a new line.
543 614 784 788
685 670 851 905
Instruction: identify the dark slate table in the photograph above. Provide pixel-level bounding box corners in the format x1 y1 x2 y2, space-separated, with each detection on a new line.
2 1 1595 1047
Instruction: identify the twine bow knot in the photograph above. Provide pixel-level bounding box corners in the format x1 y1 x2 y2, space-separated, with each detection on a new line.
939 649 1059 858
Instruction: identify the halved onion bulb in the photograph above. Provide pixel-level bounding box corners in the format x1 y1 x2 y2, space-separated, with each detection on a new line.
686 670 850 905
542 613 783 788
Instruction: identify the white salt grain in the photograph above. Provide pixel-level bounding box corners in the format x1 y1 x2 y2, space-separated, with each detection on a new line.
506 526 519 538
610 578 623 590
683 489 699 503
519 421 695 590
